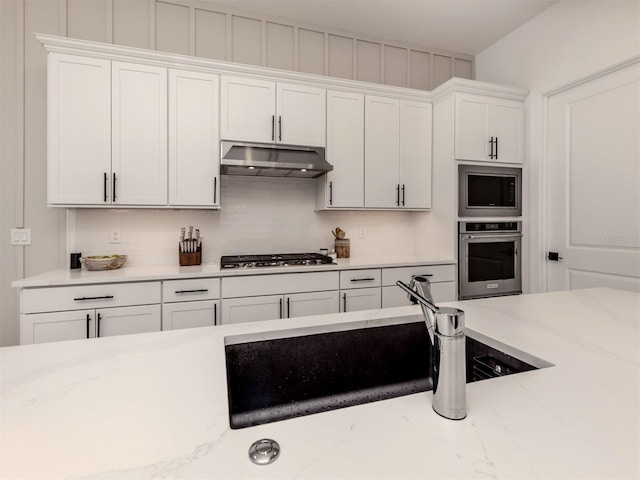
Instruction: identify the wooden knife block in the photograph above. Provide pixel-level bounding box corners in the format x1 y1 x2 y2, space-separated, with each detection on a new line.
179 244 202 266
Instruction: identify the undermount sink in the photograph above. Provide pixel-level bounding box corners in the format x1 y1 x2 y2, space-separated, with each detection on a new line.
224 316 552 429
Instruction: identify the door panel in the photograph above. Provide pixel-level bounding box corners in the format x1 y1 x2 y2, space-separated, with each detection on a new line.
493 100 524 163
400 100 432 208
286 291 339 318
97 305 161 337
162 301 218 330
221 295 282 324
276 82 326 146
220 76 275 143
21 310 94 345
454 94 490 161
340 287 381 312
546 61 640 292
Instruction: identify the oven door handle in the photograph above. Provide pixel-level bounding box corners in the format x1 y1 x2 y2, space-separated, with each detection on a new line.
463 233 523 240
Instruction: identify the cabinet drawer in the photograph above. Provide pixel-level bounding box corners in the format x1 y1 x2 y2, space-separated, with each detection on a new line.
339 269 381 288
222 271 339 298
21 282 161 314
163 278 220 302
382 264 455 286
382 282 456 308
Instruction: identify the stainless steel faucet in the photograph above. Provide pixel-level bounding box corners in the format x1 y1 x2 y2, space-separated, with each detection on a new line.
397 276 467 420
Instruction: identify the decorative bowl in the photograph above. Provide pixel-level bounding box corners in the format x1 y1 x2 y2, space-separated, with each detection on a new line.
81 254 128 271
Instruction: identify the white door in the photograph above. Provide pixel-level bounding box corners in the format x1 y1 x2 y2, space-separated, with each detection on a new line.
546 61 640 292
492 99 524 164
111 62 167 205
276 82 326 146
220 76 275 143
286 291 339 318
220 295 283 324
96 305 161 337
325 90 364 208
168 70 220 207
340 287 381 313
365 95 400 208
454 93 491 161
162 300 218 330
20 310 94 345
47 54 111 205
399 100 432 209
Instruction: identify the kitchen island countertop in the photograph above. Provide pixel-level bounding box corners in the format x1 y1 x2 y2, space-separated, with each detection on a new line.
11 255 456 288
1 288 639 479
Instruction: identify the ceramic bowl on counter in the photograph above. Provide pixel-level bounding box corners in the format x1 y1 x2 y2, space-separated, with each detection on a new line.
81 255 128 271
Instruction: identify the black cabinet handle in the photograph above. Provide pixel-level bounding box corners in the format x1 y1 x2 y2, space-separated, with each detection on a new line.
214 303 217 326
74 295 114 301
112 173 117 202
489 137 494 159
329 181 333 205
396 184 400 206
103 172 108 202
86 314 91 338
495 137 498 159
213 177 217 204
343 292 347 312
350 277 375 282
278 116 282 141
279 298 283 319
401 184 405 206
174 289 208 294
286 297 290 318
97 312 102 337
271 115 275 141
417 274 434 278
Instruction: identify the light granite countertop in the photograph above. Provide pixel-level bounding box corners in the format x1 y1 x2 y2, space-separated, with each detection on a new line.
1 288 639 479
11 255 456 288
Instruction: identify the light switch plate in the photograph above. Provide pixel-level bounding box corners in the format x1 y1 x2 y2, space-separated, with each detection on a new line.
10 228 31 245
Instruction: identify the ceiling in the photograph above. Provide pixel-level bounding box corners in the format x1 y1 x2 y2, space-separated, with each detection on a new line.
207 0 558 55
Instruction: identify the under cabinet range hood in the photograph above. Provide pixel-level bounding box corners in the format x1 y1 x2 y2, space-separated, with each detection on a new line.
220 140 332 178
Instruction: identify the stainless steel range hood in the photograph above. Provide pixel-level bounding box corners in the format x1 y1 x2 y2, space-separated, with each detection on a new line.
220 140 332 178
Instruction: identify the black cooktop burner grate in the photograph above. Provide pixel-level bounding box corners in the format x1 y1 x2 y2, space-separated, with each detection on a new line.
221 253 335 269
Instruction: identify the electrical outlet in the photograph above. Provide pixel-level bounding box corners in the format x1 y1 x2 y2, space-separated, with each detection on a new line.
359 227 366 239
10 228 31 245
110 229 121 244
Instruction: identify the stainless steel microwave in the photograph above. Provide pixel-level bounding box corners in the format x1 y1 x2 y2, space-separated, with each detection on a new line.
458 165 522 217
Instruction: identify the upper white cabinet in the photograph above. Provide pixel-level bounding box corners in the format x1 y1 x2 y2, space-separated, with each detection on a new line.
47 53 111 205
168 70 220 207
454 93 524 164
220 75 326 146
364 96 432 209
317 90 365 209
111 61 168 205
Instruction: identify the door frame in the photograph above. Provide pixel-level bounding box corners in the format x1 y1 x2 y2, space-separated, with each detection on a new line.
530 55 640 293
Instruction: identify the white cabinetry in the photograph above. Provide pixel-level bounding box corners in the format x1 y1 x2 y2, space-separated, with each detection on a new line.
381 264 456 308
162 278 220 330
220 76 326 146
339 269 382 312
220 271 339 324
364 96 432 209
20 282 161 344
168 70 220 207
454 93 524 164
316 90 365 209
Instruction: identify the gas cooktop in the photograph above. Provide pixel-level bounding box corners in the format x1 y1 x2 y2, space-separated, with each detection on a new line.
221 253 336 269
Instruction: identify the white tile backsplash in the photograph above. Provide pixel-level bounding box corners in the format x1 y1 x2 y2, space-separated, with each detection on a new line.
73 176 417 266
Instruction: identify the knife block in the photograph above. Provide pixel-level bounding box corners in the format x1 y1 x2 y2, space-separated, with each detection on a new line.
179 244 202 266
335 238 350 258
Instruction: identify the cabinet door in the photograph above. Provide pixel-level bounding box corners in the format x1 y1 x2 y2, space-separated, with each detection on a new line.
47 54 111 205
162 300 218 330
220 76 275 143
365 96 400 208
399 100 432 209
492 99 525 164
220 295 283 324
286 291 339 318
324 90 364 208
454 93 491 161
276 82 326 146
96 305 161 338
340 287 381 313
112 62 167 205
169 70 220 207
20 310 94 345
382 282 456 308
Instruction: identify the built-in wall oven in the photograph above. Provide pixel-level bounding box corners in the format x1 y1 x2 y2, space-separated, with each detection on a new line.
458 221 522 300
458 165 522 217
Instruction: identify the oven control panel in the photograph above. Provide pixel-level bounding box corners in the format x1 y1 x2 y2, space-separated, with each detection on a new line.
460 221 521 233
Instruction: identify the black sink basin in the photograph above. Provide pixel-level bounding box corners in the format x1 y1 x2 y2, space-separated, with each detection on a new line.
225 317 551 429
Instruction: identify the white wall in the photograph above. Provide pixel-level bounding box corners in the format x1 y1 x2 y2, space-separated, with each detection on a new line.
475 0 640 92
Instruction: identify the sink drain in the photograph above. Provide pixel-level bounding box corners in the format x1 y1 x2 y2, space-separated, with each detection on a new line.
249 439 280 465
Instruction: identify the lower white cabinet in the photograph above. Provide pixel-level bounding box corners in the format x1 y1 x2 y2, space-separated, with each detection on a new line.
381 264 456 308
162 300 218 330
221 291 339 325
340 287 381 312
20 305 161 345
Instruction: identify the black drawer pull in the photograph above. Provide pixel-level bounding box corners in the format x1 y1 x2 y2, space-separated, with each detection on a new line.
74 295 114 301
417 274 434 277
350 277 375 282
174 289 209 294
